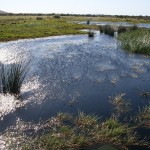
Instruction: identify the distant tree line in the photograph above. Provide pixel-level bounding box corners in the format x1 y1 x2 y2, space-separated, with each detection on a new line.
0 13 150 20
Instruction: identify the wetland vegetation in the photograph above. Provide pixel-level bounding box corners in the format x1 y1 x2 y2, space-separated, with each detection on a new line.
118 28 150 55
0 60 30 96
0 16 89 42
4 94 149 150
0 14 150 150
99 24 150 55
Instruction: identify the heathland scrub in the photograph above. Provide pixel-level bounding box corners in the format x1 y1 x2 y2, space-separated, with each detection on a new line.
0 18 89 42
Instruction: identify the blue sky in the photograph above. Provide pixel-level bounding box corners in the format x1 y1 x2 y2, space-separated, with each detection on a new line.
1 0 150 16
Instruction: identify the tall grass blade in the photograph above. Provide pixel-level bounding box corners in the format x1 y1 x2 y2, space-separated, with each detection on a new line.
0 60 30 96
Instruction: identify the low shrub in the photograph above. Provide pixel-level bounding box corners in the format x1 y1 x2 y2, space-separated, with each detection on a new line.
36 17 43 20
53 15 61 19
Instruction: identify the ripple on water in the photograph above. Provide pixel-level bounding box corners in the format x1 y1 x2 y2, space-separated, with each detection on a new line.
0 33 149 141
0 94 26 120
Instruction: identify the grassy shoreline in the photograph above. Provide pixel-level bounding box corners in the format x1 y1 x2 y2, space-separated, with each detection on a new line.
0 18 89 42
0 15 150 42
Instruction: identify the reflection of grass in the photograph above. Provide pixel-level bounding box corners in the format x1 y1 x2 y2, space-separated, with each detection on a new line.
118 29 150 55
0 61 30 96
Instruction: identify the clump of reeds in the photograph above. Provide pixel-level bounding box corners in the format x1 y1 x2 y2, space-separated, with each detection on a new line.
129 24 138 31
36 17 43 20
118 25 138 34
136 105 150 128
110 93 131 114
99 25 114 36
88 30 94 37
0 61 30 96
118 26 128 34
87 20 90 25
118 28 150 55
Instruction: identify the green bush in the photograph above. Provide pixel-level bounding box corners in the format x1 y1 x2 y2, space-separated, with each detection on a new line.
36 17 43 20
53 15 61 19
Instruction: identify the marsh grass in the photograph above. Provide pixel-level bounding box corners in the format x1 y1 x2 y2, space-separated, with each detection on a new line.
0 18 88 42
110 93 131 119
88 30 95 37
118 26 128 34
136 105 150 128
118 25 138 34
0 61 30 96
22 111 143 150
5 95 150 150
100 25 114 36
99 24 139 38
20 94 150 150
118 28 150 55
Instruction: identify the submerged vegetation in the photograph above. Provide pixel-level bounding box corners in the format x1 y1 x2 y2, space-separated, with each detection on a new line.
21 113 139 150
4 94 144 150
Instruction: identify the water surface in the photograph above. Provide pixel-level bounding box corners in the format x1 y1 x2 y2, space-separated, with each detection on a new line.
0 32 149 131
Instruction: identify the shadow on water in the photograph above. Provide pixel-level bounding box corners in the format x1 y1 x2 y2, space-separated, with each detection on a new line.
0 33 150 135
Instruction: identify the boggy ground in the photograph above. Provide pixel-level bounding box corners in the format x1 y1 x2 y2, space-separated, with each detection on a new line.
1 94 149 150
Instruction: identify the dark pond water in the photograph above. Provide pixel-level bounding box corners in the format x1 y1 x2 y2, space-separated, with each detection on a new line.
0 32 150 133
77 21 150 28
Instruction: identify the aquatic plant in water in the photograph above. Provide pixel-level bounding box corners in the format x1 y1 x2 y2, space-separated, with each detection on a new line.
19 111 145 150
100 25 114 36
118 28 150 55
88 30 95 37
2 98 150 150
0 60 30 96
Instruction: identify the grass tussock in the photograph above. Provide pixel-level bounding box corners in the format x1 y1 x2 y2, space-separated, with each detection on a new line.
118 28 150 55
110 93 131 118
100 25 114 36
118 25 138 34
0 61 30 96
88 30 95 37
136 105 150 128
